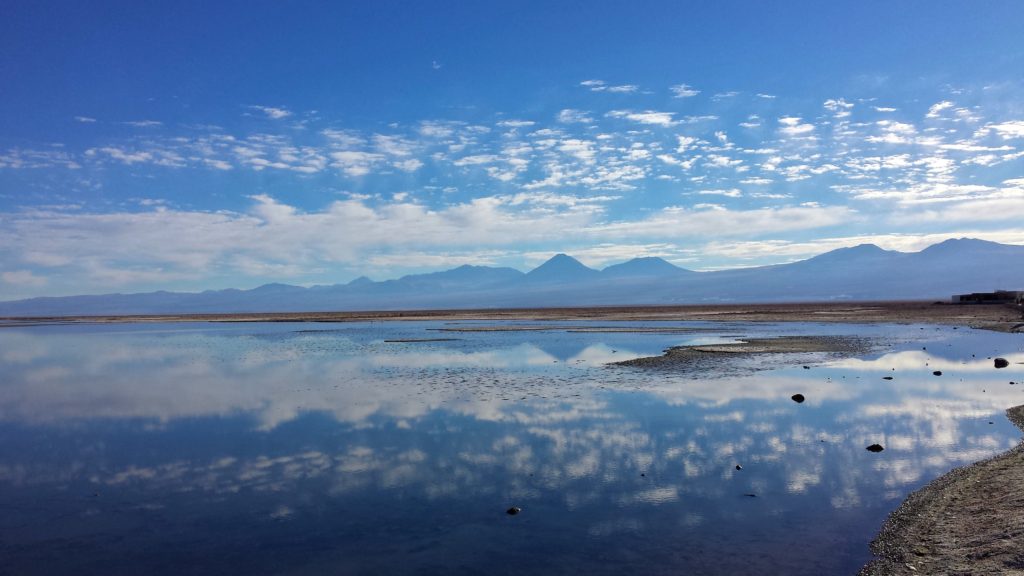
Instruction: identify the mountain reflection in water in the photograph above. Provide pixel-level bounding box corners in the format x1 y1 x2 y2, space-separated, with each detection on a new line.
0 321 1020 575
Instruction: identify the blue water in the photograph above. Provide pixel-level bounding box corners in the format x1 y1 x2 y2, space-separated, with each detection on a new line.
0 321 1021 575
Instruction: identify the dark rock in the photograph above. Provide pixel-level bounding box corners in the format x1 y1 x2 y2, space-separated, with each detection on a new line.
735 464 742 471
744 493 757 498
791 393 805 403
866 444 885 452
933 371 942 376
995 358 1009 369
506 506 521 516
883 376 894 380
802 365 810 370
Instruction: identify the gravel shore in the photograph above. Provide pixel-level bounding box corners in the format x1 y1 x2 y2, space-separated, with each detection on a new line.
859 405 1024 575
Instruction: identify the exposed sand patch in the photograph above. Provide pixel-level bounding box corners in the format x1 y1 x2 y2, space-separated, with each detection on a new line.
611 335 872 370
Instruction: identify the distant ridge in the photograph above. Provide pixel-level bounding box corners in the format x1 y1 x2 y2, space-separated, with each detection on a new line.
2 238 1023 316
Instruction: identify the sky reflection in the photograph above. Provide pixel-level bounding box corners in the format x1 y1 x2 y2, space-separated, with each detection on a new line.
0 321 1021 575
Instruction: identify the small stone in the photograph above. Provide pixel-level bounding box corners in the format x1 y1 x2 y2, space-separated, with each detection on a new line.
744 493 757 498
506 506 521 516
802 365 810 370
866 444 885 452
791 393 805 403
933 371 942 376
995 358 1009 369
883 376 894 380
735 464 742 470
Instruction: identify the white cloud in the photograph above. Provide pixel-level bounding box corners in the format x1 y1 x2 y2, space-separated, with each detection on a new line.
823 98 854 118
580 80 638 93
975 121 1024 139
697 188 742 198
329 150 386 176
591 204 857 239
778 116 815 136
925 101 955 119
497 120 535 128
670 84 700 98
556 109 593 124
85 146 185 167
417 121 458 138
123 120 163 128
74 116 97 123
1 270 48 287
393 158 424 172
606 110 677 126
250 106 293 120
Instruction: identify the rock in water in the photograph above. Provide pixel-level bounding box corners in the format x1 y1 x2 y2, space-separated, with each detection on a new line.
994 358 1009 369
791 394 805 403
735 464 742 471
932 371 942 376
883 376 894 380
866 444 885 453
506 506 521 516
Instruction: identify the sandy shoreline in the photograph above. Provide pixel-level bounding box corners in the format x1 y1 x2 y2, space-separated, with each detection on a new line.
859 405 1024 575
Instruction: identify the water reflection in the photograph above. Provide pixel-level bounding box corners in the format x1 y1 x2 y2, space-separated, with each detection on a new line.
0 322 1020 575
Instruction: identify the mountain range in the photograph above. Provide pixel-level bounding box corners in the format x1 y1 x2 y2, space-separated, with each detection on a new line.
2 238 1023 316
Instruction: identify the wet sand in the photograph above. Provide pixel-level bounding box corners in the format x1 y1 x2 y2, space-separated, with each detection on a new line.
610 335 873 375
614 335 870 362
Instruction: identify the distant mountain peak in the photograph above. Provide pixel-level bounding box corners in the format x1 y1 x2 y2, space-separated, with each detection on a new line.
921 237 1001 253
251 282 303 293
602 256 689 277
805 243 891 263
526 253 600 282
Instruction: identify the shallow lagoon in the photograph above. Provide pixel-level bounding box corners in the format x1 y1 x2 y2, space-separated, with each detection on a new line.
1 321 1022 575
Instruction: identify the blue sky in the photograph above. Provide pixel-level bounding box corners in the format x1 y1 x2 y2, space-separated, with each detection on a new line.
2 1 1024 299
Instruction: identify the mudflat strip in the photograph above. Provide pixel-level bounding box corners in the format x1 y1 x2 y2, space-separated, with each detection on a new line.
611 335 872 369
2 301 1022 332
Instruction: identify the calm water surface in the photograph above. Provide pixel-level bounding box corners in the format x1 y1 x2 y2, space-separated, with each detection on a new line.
1 320 1022 575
